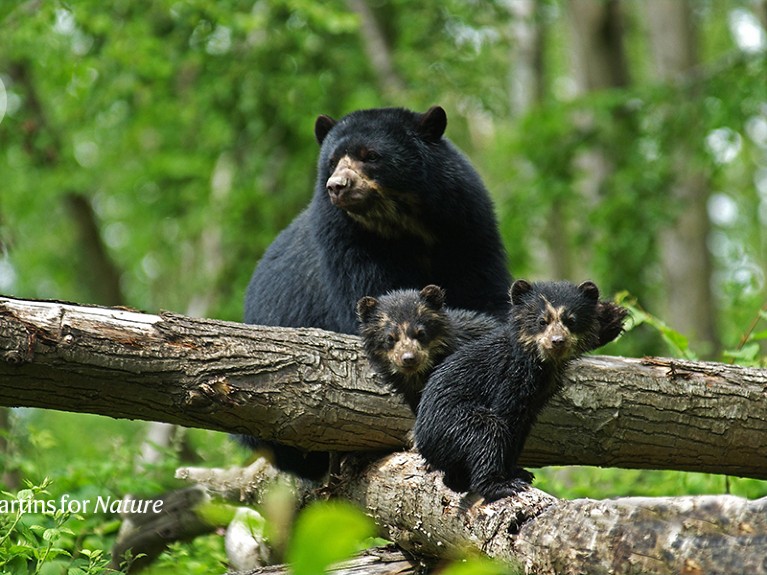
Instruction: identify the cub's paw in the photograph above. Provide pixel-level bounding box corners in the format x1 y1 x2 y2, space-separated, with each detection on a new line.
478 479 529 503
511 467 535 484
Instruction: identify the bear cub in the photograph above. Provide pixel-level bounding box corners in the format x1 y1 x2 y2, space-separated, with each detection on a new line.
357 285 500 415
414 280 628 502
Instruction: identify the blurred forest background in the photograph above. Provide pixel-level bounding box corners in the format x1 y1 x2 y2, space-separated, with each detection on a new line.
0 0 766 572
2 0 766 357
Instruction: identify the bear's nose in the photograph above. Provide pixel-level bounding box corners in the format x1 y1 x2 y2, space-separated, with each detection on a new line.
400 352 417 366
550 334 566 347
326 175 349 194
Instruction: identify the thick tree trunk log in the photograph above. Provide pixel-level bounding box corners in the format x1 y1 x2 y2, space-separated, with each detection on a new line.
337 451 767 575
177 453 767 575
1 296 767 478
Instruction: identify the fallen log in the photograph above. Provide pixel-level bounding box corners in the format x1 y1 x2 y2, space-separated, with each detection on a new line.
174 452 767 575
339 451 767 575
1 295 766 478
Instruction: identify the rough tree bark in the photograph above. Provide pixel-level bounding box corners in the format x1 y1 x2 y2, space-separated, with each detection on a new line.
337 452 767 575
175 453 767 575
2 296 767 572
1 296 767 477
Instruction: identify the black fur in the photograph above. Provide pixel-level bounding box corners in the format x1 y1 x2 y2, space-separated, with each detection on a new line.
414 280 627 502
243 106 511 479
357 285 500 415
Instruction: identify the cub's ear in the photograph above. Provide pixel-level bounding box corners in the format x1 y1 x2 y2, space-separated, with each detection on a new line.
419 284 446 310
577 281 600 302
356 296 378 323
510 279 533 305
417 106 447 142
315 114 336 145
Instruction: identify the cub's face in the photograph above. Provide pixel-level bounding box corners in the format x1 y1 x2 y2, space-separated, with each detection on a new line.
519 300 582 363
511 280 600 363
379 319 436 376
357 285 451 377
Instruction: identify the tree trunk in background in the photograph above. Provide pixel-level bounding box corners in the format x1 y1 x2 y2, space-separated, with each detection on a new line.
508 0 545 117
10 60 127 308
644 0 720 356
346 0 406 99
0 407 19 489
560 0 629 282
567 0 629 91
64 193 125 307
507 0 572 283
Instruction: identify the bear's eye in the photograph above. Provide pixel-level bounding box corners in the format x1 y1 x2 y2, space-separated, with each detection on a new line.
537 317 549 329
360 148 381 162
563 314 576 328
413 327 427 342
385 332 397 348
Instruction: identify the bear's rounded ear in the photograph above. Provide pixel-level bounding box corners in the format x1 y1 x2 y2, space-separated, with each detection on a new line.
577 281 600 302
315 115 337 145
417 106 447 142
420 284 446 310
510 280 533 305
356 296 378 323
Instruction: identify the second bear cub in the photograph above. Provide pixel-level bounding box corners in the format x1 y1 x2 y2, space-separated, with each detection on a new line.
357 285 499 415
414 279 627 502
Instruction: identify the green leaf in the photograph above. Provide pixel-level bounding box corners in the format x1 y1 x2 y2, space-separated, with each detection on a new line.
42 528 59 542
195 500 238 528
620 300 697 360
722 343 762 366
286 501 375 575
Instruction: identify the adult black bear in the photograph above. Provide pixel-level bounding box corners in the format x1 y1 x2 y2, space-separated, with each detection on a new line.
244 106 512 479
356 285 500 415
414 280 628 502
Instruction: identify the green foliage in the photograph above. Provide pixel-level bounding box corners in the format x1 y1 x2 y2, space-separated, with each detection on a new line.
619 293 698 360
618 291 767 367
0 479 114 575
285 501 376 575
0 410 239 574
147 536 227 575
535 466 767 500
721 305 767 367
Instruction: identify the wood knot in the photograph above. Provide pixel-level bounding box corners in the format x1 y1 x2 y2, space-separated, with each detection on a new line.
184 376 236 411
2 350 29 365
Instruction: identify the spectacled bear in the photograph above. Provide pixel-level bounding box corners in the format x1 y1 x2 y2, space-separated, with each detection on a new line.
356 285 500 415
414 280 628 502
243 106 512 479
